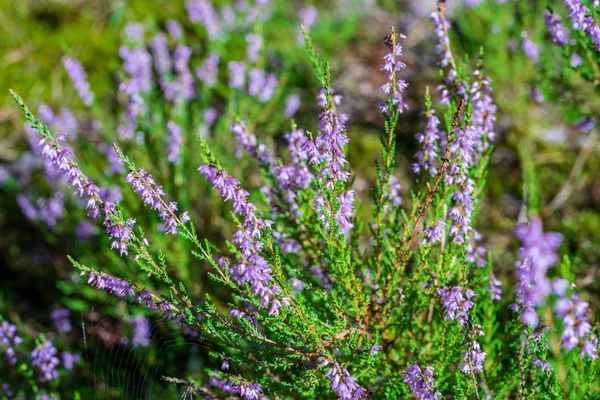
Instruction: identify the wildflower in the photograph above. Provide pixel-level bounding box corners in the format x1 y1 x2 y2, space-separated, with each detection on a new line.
370 345 382 355
129 316 151 347
563 0 600 51
61 352 79 371
0 320 23 365
422 219 445 245
167 121 183 164
380 30 408 114
436 286 475 326
166 19 183 41
544 10 570 46
31 341 60 382
171 44 195 102
50 307 71 334
513 218 562 327
124 168 189 234
403 363 442 400
460 327 486 374
62 57 94 106
196 53 220 87
246 33 263 63
285 95 301 118
199 164 288 315
228 61 246 89
124 23 144 44
322 361 366 400
413 111 441 176
186 0 220 39
490 272 502 301
297 6 318 44
522 38 540 63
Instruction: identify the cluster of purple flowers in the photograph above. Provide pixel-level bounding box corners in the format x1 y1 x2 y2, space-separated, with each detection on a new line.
246 33 263 63
553 281 598 358
436 285 475 326
129 315 151 347
31 341 60 382
186 0 221 39
563 0 600 51
0 320 23 365
380 32 409 114
199 164 288 315
460 326 486 374
413 111 441 177
512 218 563 327
196 53 220 87
232 121 272 164
62 56 94 106
421 219 445 245
544 11 571 46
117 26 153 140
321 360 366 400
208 375 266 400
228 61 246 89
402 363 441 399
50 307 71 334
86 270 187 325
247 68 278 102
125 168 190 235
297 6 318 44
167 121 183 164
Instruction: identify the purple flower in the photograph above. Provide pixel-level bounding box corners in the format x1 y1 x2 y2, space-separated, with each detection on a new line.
76 219 99 240
100 143 126 175
403 363 442 399
61 351 79 371
124 168 189 234
522 38 540 63
62 57 94 106
370 345 382 355
196 53 220 87
103 202 136 256
150 32 172 77
186 0 221 39
460 328 486 374
129 315 151 346
563 0 600 51
167 121 183 164
297 7 318 44
171 45 195 102
246 33 263 63
437 286 475 326
228 61 246 89
379 32 408 114
124 23 144 43
166 20 183 41
571 53 584 67
422 219 445 245
221 360 229 370
50 307 71 334
208 376 265 399
490 272 502 301
544 11 571 46
430 10 453 68
322 360 365 400
285 95 301 118
31 341 60 382
0 320 23 365
413 111 441 176
513 218 562 327
17 194 37 221
232 121 272 164
198 164 287 315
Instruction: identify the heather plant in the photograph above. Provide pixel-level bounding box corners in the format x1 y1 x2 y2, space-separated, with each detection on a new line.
3 1 600 399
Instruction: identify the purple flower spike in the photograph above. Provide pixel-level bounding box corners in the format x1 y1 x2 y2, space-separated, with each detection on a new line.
124 168 189 234
322 360 365 400
167 121 183 164
228 61 246 89
31 341 60 382
186 0 220 39
436 286 475 326
62 57 94 106
403 363 442 400
544 11 571 46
